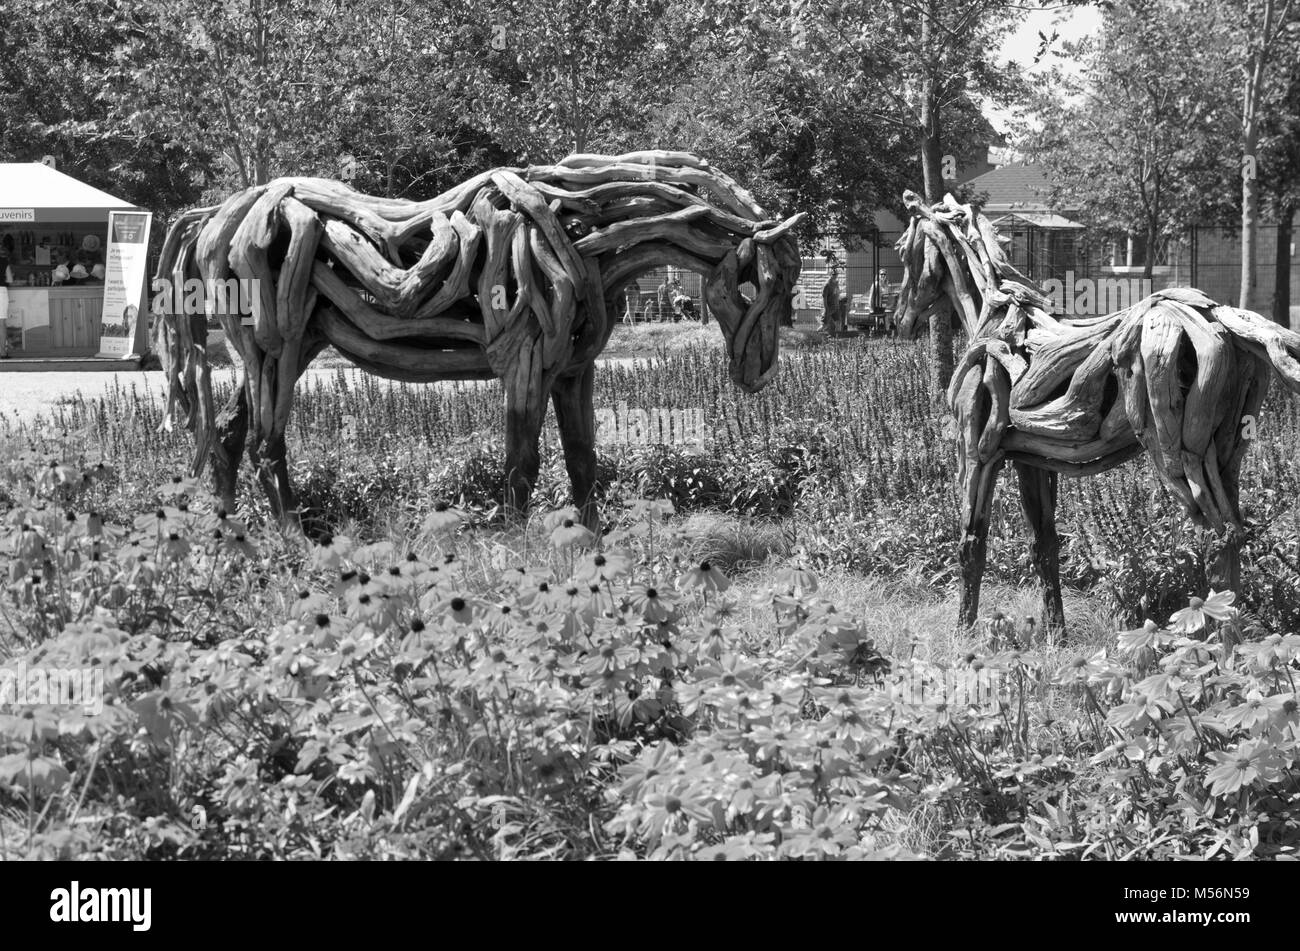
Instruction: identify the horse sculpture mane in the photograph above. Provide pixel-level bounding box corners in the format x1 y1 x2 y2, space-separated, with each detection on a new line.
894 190 1300 631
155 151 804 529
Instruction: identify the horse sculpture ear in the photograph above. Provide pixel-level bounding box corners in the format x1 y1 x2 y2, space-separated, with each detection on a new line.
902 190 926 216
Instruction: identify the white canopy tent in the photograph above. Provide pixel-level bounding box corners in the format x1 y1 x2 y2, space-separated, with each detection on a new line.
0 162 139 223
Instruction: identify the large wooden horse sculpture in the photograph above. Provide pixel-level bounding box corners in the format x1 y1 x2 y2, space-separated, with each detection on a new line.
154 152 803 529
894 191 1300 631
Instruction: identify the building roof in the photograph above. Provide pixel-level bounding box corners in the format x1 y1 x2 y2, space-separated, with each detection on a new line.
991 211 1084 230
965 163 1063 212
0 163 138 222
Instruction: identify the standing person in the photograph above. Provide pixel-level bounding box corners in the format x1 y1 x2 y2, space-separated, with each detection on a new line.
622 282 640 324
669 277 687 320
869 269 891 335
0 234 13 358
656 276 671 322
820 260 846 334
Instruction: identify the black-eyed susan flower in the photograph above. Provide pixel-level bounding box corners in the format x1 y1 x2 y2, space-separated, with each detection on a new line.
773 560 819 596
437 594 477 625
421 501 464 537
549 516 595 549
679 560 731 595
1205 740 1281 798
628 583 676 624
308 533 353 571
1169 589 1236 634
576 548 632 583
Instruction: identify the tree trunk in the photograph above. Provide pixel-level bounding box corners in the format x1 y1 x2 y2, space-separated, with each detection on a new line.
1143 219 1157 282
1275 200 1296 326
918 30 953 400
1239 0 1275 310
1241 125 1260 308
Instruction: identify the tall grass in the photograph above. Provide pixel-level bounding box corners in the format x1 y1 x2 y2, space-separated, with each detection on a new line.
4 336 1300 627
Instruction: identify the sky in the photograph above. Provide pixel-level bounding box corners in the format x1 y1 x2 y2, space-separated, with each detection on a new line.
986 3 1104 138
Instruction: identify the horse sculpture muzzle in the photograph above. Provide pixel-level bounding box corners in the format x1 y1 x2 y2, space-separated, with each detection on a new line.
725 219 804 393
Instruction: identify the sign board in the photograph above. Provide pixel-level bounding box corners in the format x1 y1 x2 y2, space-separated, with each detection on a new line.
0 209 35 222
97 211 153 358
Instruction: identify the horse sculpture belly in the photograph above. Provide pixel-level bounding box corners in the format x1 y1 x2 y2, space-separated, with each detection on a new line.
154 152 804 532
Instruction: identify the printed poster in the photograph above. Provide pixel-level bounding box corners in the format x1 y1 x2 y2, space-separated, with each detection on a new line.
97 211 153 358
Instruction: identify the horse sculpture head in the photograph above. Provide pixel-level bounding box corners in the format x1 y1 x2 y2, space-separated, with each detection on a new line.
893 190 961 342
893 189 1026 344
526 152 805 393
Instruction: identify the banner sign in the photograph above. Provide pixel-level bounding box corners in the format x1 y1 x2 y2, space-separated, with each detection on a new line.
97 211 153 358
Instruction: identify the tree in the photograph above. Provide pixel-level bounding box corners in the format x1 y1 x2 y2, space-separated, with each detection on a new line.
98 0 501 199
1028 0 1238 282
1230 0 1298 309
0 0 213 217
1258 55 1300 324
646 2 919 242
478 0 692 162
817 0 1028 396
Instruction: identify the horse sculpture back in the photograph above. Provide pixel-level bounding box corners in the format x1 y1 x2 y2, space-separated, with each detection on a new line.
155 152 804 529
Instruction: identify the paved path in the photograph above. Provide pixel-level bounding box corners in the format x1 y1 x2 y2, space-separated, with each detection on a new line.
0 357 649 426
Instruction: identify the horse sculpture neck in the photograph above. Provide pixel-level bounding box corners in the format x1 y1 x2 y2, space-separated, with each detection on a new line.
898 190 1055 345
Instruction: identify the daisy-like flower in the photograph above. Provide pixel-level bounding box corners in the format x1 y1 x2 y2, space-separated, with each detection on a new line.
484 600 520 634
773 560 819 596
308 611 347 649
1118 619 1165 653
421 501 464 538
628 584 677 624
582 639 640 677
548 514 595 549
1169 590 1236 634
625 497 676 522
157 474 202 498
219 756 261 810
1205 740 1282 798
1222 690 1288 733
779 809 858 859
513 577 554 611
310 533 354 571
575 549 632 583
639 787 710 842
697 625 730 661
679 560 731 594
696 831 777 861
160 529 190 561
132 505 185 534
436 594 478 626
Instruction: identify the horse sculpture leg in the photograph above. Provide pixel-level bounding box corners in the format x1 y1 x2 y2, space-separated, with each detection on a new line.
211 372 249 515
958 456 1002 629
1014 461 1066 635
551 362 599 531
503 337 548 522
243 337 326 534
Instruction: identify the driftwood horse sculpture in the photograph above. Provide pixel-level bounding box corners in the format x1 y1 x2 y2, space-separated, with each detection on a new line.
894 191 1300 631
155 152 803 529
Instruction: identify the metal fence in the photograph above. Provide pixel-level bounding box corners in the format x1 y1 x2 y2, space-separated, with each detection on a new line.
800 223 1298 327
610 222 1297 328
